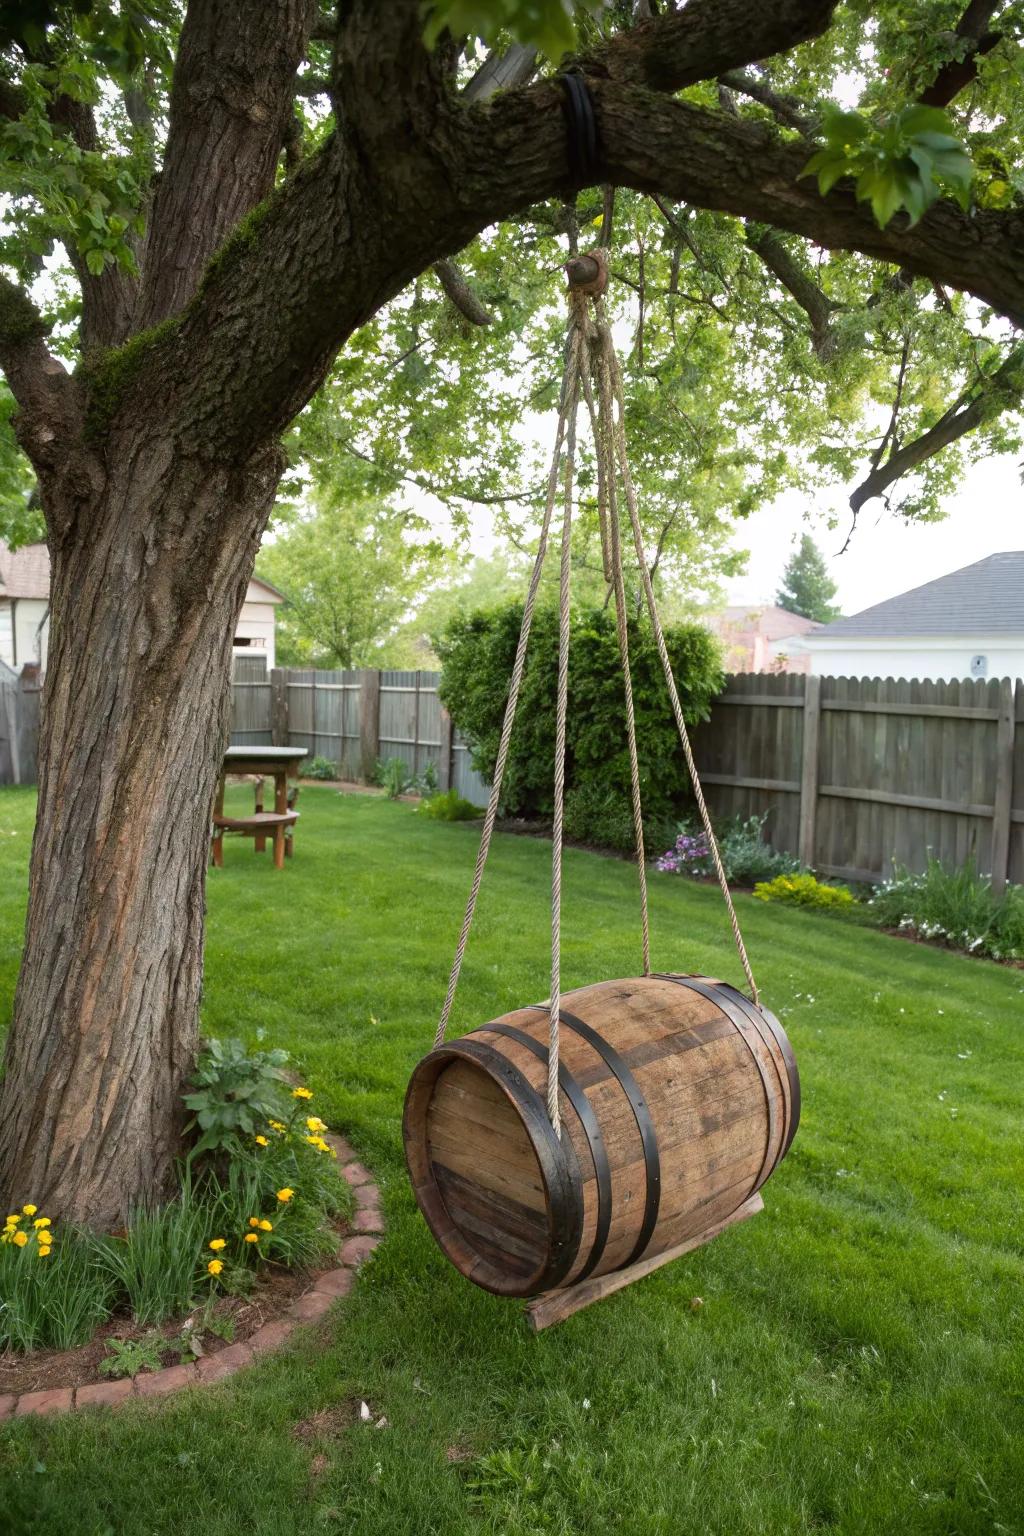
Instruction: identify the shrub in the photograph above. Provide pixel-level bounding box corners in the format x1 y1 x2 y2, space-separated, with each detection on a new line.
183 1035 292 1160
437 603 723 842
305 755 338 781
868 855 1024 961
375 756 414 799
417 788 482 821
753 872 855 910
657 812 799 886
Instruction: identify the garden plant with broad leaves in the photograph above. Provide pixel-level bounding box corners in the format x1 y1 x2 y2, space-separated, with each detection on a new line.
0 0 1022 1231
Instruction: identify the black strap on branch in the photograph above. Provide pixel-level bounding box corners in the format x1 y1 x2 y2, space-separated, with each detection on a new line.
558 69 602 188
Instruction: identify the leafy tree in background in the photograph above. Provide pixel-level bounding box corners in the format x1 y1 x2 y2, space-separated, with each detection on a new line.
257 499 447 669
776 533 842 622
2 0 1024 1227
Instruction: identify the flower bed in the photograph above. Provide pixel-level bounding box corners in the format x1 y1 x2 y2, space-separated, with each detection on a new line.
0 1132 383 1418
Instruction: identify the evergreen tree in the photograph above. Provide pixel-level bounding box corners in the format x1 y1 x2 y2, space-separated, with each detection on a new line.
776 536 841 623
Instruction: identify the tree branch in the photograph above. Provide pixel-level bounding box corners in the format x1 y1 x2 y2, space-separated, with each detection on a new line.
589 0 838 90
745 223 837 358
114 0 1024 471
849 343 1024 513
0 276 77 459
433 258 494 325
717 70 814 133
134 0 318 332
920 1 1007 107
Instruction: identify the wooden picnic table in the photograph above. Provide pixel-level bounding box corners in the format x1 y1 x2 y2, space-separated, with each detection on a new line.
212 746 308 869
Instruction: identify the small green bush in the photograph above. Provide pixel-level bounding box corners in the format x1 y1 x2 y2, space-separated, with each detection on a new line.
417 788 483 821
375 756 415 799
753 872 855 910
868 855 1024 961
305 755 338 781
183 1036 292 1159
437 602 723 843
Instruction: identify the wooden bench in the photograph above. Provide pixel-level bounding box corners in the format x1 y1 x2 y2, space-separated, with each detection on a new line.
211 810 298 870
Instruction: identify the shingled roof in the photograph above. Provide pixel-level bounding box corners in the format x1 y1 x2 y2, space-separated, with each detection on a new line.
810 551 1024 639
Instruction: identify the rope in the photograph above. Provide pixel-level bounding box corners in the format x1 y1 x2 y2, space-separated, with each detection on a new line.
577 322 650 976
433 275 761 1139
547 298 587 1135
433 324 582 1049
595 308 760 1006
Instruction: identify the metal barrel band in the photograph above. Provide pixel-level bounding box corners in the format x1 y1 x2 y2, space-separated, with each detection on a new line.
558 1007 661 1266
441 1036 585 1292
480 1020 613 1284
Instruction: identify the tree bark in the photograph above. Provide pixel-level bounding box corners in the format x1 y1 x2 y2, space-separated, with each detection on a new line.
0 430 280 1226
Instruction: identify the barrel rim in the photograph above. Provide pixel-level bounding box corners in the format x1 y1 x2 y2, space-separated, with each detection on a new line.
403 1037 585 1297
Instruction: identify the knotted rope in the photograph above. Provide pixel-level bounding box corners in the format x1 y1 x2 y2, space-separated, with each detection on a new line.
433 264 760 1134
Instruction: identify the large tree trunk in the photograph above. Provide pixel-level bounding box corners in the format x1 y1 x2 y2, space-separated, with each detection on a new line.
0 434 281 1226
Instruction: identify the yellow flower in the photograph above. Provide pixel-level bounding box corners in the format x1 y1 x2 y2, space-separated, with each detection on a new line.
305 1134 320 1147
12 1230 28 1247
244 1232 259 1244
292 1087 313 1100
5 1214 20 1226
248 1217 261 1229
208 1259 223 1276
258 1219 273 1232
36 1244 51 1258
269 1121 286 1133
209 1238 227 1252
276 1187 294 1203
305 1117 327 1133
33 1217 51 1230
21 1204 37 1217
254 1135 269 1147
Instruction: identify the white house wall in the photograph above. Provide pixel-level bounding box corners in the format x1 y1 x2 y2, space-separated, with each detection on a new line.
13 600 49 669
233 599 277 669
0 603 12 667
803 635 1024 682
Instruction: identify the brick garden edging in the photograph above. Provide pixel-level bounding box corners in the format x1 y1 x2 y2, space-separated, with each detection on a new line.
0 1134 383 1421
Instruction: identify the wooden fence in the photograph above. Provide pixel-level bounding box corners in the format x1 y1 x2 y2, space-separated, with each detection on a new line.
0 662 41 786
230 656 489 805
690 672 1024 895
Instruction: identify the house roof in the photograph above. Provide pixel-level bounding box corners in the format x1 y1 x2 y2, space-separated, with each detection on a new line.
0 542 50 599
808 551 1024 640
708 605 819 640
247 575 286 604
0 541 285 606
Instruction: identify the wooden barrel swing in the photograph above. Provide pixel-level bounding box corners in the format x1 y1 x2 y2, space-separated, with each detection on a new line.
403 251 800 1329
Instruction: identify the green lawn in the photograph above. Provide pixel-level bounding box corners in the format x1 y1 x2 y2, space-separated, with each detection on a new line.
1 783 1022 1536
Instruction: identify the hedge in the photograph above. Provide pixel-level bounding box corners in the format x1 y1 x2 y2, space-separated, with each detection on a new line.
436 603 723 851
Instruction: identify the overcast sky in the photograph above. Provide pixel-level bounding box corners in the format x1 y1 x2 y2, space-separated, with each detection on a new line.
724 451 1023 616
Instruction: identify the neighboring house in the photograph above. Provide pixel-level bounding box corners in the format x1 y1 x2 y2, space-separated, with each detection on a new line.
0 541 284 670
788 550 1024 681
705 604 820 674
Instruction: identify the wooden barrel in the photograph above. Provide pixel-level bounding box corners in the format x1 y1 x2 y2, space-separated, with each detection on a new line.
404 974 799 1298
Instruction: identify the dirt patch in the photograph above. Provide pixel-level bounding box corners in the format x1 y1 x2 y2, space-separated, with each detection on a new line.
0 1229 346 1398
292 1400 360 1443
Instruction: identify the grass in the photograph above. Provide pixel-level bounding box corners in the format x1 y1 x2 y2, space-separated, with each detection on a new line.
0 782 1022 1535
